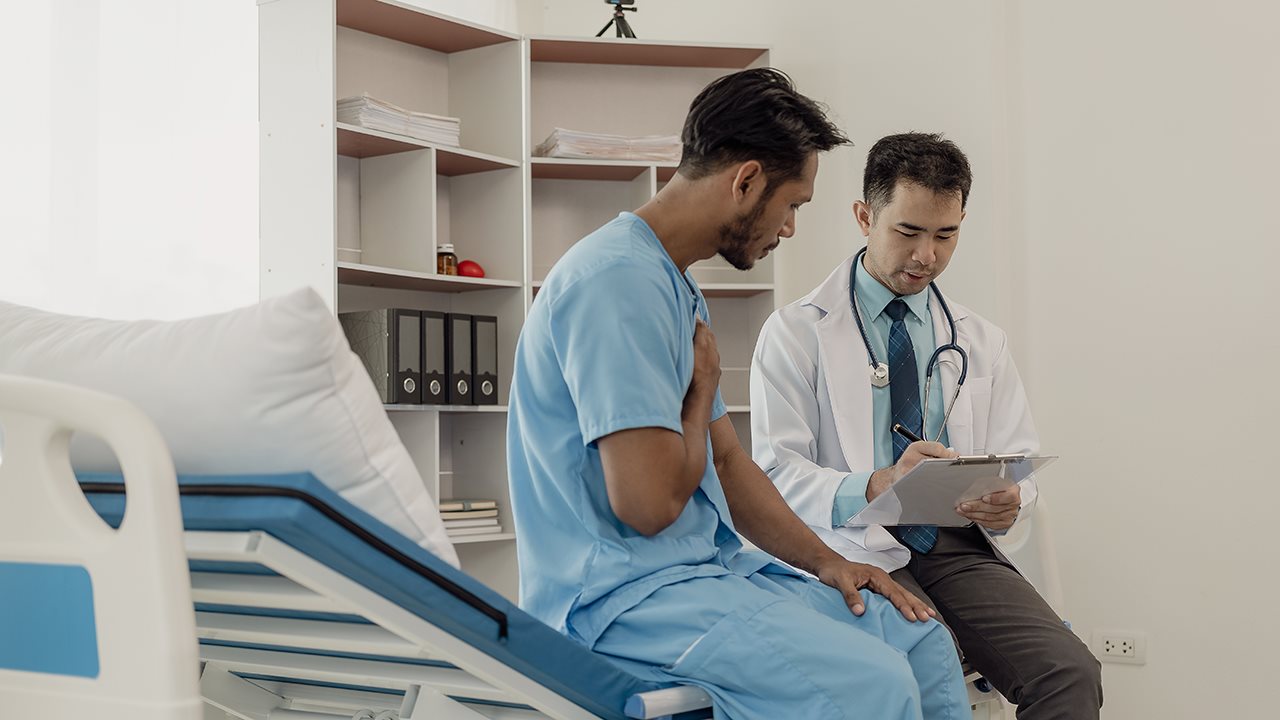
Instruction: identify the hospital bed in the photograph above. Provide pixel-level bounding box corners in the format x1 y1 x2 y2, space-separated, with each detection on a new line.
0 374 713 719
0 374 1025 719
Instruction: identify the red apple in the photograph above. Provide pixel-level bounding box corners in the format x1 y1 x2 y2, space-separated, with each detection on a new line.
457 259 485 278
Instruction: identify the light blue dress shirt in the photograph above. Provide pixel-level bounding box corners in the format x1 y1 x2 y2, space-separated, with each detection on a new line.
831 258 951 525
508 212 772 648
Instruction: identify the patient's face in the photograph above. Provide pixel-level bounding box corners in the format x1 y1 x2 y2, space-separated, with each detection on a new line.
858 181 964 296
718 154 817 270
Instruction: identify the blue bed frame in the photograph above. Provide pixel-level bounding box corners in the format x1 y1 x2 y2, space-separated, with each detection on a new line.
80 472 715 720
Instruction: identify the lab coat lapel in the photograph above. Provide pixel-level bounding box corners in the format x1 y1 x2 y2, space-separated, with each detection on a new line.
809 256 876 473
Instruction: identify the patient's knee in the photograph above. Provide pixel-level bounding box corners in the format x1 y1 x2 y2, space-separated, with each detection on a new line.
828 648 921 716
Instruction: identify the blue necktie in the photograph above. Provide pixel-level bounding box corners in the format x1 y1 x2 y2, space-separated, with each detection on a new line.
885 299 938 554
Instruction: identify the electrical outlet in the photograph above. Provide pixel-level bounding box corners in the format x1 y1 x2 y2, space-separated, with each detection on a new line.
1091 629 1146 665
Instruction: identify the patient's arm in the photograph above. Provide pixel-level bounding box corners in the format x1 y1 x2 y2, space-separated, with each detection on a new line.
711 417 934 622
597 423 711 537
597 321 720 537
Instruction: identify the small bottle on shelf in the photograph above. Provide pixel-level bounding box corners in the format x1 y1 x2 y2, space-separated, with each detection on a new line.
437 243 458 275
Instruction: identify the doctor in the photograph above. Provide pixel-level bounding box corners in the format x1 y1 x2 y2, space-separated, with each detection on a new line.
751 133 1102 719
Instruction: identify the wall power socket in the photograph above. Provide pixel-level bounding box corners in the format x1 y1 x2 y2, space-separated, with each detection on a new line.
1091 629 1146 665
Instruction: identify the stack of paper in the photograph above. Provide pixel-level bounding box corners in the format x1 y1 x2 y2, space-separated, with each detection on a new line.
440 498 501 537
534 127 681 163
337 94 461 147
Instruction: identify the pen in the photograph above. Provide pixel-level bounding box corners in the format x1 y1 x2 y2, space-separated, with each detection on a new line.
891 423 925 445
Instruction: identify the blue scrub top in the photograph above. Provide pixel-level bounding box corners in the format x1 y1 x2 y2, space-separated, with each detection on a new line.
507 212 772 647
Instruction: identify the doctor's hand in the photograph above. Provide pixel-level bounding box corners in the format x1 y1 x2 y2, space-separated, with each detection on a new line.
815 558 936 623
866 441 959 502
957 484 1021 531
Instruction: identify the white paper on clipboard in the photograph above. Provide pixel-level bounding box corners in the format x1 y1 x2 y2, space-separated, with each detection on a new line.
843 454 1058 527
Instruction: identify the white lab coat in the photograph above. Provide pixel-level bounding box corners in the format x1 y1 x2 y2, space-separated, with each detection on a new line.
750 254 1040 572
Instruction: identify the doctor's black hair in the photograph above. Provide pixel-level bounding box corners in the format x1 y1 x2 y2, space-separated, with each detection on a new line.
677 68 848 189
863 132 973 211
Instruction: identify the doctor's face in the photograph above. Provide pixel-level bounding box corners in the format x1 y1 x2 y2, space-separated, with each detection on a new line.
717 154 818 270
855 181 964 296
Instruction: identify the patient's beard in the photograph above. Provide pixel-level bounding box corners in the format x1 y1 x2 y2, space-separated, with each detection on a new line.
717 199 767 271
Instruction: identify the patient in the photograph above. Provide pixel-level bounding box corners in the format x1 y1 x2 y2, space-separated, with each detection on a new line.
506 68 971 719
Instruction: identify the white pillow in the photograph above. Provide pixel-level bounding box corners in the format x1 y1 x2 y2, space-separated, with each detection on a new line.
0 288 459 567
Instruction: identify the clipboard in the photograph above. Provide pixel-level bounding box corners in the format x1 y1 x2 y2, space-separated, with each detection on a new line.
843 454 1057 528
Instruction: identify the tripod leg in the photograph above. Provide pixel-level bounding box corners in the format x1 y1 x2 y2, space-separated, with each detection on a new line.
596 18 615 37
618 15 636 38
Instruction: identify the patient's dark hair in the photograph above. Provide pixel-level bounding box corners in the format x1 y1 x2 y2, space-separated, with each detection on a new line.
678 68 848 187
863 132 973 210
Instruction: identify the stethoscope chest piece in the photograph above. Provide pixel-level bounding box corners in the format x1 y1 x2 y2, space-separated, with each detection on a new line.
870 362 890 388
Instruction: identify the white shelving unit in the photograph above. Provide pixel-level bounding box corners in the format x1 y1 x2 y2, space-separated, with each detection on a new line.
261 0 772 600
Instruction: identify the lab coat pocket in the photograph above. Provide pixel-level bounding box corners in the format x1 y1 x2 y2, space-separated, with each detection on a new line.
943 384 973 452
965 376 994 453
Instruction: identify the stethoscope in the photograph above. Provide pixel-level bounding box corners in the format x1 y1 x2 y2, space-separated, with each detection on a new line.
849 246 968 443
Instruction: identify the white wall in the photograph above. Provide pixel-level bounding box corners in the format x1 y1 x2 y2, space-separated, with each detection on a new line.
0 0 512 322
1010 1 1280 716
0 0 258 320
529 1 1279 717
405 0 518 33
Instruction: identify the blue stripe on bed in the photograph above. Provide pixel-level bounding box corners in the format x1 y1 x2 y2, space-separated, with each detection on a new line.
234 673 538 712
200 638 458 669
190 560 278 576
195 602 373 625
0 561 100 678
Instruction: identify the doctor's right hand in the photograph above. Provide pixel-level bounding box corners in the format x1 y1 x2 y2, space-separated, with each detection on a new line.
815 558 936 623
866 441 959 502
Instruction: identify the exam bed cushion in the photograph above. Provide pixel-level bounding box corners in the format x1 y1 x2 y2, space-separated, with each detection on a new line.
0 289 456 567
80 471 658 720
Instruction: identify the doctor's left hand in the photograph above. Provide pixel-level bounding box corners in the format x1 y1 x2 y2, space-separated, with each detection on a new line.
956 484 1021 531
815 559 936 623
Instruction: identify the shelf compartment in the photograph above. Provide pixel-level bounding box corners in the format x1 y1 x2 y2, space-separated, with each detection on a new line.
338 0 518 54
449 532 516 545
534 282 773 299
530 37 768 69
531 157 676 182
338 262 521 293
700 283 774 298
384 405 509 413
338 124 519 175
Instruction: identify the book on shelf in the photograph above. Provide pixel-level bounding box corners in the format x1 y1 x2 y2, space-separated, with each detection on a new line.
440 508 499 520
337 93 461 147
534 127 681 163
446 525 503 537
439 498 498 512
443 517 500 529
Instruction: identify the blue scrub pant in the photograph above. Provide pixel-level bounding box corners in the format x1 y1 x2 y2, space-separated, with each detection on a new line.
593 570 970 720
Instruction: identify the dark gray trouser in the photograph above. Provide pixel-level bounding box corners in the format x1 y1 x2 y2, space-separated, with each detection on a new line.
890 525 1103 720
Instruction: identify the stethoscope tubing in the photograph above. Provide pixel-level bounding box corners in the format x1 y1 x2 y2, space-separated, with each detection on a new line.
849 247 969 442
